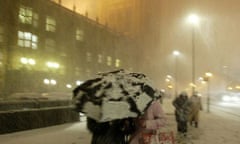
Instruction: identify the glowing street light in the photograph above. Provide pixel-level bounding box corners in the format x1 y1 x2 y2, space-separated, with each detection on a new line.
205 72 213 77
165 78 170 82
204 72 213 113
173 50 180 56
165 75 173 97
66 84 72 89
187 13 200 95
187 14 200 25
227 86 233 90
166 75 172 79
172 50 180 97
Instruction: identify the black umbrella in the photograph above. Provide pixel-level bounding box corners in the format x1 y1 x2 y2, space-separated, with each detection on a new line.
72 69 162 122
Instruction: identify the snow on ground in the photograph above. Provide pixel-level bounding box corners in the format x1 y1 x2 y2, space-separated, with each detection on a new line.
0 109 240 144
0 121 91 144
190 111 240 144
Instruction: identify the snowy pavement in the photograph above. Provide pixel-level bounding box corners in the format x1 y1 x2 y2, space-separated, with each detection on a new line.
0 110 240 144
0 120 91 144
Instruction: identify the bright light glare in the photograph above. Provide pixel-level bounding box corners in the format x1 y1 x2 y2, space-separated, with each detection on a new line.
201 81 206 84
160 89 166 93
222 95 240 102
173 50 180 56
20 57 35 65
28 58 36 65
166 75 172 79
66 84 72 88
187 14 199 25
43 79 50 85
50 79 57 85
232 96 240 102
198 77 203 81
235 85 240 89
76 80 83 85
168 85 173 89
20 57 28 64
222 95 231 102
46 61 60 68
189 83 196 87
43 78 56 85
227 87 233 90
165 78 170 82
205 72 213 77
79 113 85 116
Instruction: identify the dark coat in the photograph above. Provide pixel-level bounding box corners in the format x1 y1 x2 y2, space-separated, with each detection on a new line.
172 95 190 122
87 117 136 144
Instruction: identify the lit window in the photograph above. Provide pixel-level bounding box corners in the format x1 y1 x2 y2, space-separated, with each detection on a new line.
43 79 57 85
76 28 84 41
25 40 31 47
107 56 112 66
115 59 121 67
45 39 56 52
25 32 31 40
32 35 38 49
86 52 92 62
46 16 56 32
19 5 38 26
46 61 59 69
18 31 38 49
98 54 103 63
20 57 36 65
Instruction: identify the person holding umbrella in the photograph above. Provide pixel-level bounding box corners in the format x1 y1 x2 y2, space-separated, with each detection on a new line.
72 69 166 144
86 117 135 144
129 99 167 144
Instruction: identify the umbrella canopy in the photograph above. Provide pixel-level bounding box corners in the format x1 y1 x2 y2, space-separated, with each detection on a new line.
72 69 162 122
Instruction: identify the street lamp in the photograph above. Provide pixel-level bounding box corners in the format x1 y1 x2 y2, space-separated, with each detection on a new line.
165 75 173 98
204 72 212 113
187 14 199 95
173 50 180 97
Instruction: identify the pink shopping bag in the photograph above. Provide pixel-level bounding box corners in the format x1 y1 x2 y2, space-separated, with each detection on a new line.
140 131 175 144
158 131 175 144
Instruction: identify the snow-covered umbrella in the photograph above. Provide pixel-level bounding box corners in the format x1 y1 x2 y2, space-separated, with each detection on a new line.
72 69 162 122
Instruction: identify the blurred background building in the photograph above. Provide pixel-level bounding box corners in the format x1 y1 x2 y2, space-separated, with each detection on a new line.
0 0 139 97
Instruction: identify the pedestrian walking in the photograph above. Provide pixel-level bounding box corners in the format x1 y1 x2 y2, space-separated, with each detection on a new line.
172 91 190 136
188 92 203 128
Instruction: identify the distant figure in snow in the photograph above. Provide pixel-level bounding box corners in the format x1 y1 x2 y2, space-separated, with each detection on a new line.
188 92 203 128
172 91 191 136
